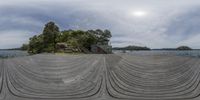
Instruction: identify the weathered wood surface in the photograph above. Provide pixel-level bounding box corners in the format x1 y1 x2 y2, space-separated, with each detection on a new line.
0 54 200 100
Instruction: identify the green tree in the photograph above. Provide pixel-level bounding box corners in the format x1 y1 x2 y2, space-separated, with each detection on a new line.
43 22 60 53
88 29 112 45
21 44 29 50
102 29 112 45
25 22 112 54
28 35 44 54
67 38 81 52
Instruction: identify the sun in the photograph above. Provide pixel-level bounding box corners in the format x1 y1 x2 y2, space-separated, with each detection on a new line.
131 11 147 17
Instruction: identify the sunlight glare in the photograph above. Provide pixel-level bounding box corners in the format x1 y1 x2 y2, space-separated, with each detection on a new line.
131 11 147 17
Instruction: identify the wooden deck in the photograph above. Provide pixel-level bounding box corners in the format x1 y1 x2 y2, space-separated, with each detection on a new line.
0 54 199 100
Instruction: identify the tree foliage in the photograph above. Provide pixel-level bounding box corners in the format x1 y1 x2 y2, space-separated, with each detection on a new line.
21 44 29 50
26 22 112 54
43 22 60 53
28 35 44 54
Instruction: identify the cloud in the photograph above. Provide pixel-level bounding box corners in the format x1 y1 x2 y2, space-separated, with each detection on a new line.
0 30 32 49
0 0 200 49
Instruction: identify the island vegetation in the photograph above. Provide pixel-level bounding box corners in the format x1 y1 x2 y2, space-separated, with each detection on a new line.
112 45 151 51
20 22 194 54
176 46 192 50
153 46 192 51
21 22 112 54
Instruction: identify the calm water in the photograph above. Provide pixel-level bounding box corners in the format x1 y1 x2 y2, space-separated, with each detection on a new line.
0 50 28 58
1 50 200 58
113 50 200 58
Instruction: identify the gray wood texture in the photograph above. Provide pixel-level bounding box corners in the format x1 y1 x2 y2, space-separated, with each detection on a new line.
0 54 199 100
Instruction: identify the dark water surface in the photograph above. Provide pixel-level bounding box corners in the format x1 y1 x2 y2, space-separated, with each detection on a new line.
0 50 28 58
113 50 200 58
1 50 200 58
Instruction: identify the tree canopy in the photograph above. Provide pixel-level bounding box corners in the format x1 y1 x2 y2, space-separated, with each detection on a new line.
26 22 112 54
43 22 60 53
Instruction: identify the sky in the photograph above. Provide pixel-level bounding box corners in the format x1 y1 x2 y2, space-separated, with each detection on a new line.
1 0 200 49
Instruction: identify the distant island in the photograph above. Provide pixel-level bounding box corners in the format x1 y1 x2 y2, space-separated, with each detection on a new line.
176 46 192 50
112 45 151 51
153 46 193 51
113 45 194 51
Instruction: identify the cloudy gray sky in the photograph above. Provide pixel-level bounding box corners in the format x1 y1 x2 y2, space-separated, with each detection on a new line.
1 0 200 49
